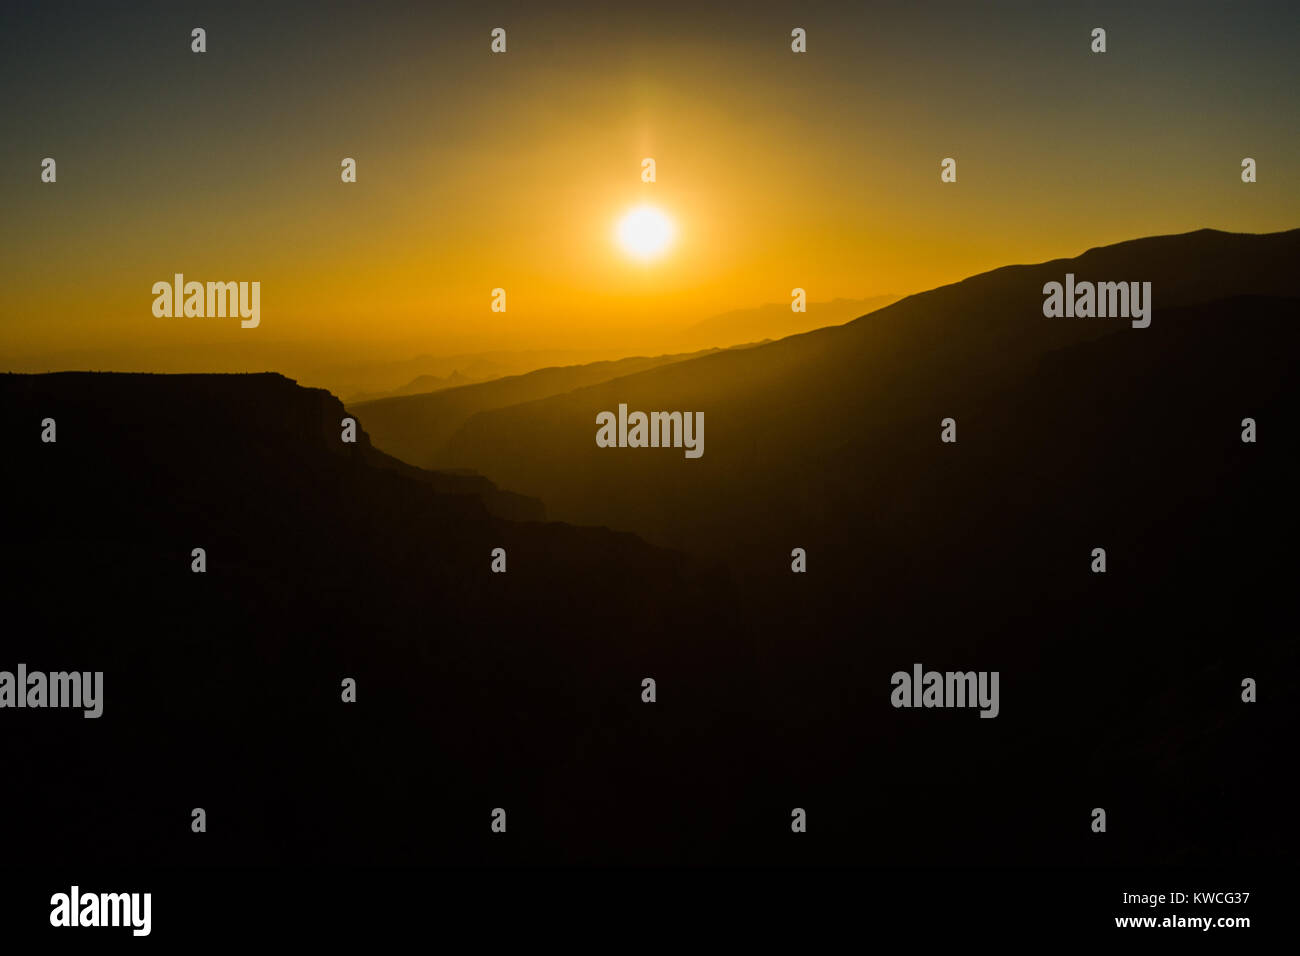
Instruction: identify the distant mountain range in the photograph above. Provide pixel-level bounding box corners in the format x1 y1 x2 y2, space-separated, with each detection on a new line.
349 347 739 469
345 369 477 404
679 294 901 349
340 298 897 404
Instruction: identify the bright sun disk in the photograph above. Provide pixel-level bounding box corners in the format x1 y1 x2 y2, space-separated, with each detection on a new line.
616 206 675 261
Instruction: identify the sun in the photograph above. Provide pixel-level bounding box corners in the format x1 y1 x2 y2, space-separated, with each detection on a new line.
615 205 675 261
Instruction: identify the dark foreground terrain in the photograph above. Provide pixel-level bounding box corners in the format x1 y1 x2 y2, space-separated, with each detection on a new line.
2 231 1295 866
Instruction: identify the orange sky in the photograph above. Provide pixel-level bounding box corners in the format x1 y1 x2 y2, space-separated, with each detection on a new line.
2 1 1297 368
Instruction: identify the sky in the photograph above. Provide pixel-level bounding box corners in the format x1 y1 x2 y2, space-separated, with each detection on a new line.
1 0 1297 371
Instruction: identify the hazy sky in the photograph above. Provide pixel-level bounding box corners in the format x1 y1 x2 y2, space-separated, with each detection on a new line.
2 0 1297 368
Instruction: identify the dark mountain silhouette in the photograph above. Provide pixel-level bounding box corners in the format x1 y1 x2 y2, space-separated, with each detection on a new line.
401 228 1297 864
1 229 1293 868
438 228 1300 562
0 371 742 865
351 347 728 470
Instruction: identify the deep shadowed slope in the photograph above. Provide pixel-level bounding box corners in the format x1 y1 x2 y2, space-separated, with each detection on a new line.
0 372 751 865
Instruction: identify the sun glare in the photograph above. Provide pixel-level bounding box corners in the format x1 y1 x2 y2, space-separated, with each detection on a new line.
616 205 675 261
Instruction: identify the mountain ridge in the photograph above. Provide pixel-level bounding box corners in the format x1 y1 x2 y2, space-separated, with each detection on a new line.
434 227 1300 559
